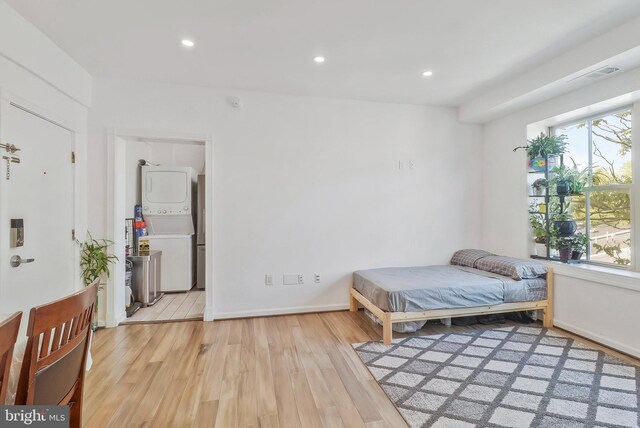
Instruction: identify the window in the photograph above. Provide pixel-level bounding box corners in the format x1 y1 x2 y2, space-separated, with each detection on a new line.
552 108 632 267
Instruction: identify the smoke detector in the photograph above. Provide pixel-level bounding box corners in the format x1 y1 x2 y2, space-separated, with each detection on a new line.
228 97 243 108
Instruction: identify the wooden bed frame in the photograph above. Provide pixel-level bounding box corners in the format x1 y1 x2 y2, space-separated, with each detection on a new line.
350 267 554 344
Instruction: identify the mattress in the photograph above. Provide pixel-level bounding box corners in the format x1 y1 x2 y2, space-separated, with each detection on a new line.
353 265 547 333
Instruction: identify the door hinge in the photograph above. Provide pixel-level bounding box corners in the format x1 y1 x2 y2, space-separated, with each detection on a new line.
72 229 76 241
71 151 76 164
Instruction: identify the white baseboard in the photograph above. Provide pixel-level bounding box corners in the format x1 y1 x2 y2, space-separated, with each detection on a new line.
106 310 127 327
213 303 350 320
204 306 215 322
554 319 640 359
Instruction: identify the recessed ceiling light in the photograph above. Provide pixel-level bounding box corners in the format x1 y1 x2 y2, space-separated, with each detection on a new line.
422 70 433 77
313 56 326 63
181 39 195 47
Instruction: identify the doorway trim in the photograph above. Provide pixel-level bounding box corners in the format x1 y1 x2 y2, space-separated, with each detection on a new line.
106 128 214 327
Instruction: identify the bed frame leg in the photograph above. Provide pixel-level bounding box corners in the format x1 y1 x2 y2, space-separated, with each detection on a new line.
382 313 392 345
349 290 359 312
543 267 554 328
543 308 553 328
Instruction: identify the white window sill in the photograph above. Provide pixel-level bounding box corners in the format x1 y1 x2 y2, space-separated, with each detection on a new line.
543 260 640 292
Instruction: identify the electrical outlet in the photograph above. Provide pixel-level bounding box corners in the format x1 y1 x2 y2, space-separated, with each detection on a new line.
283 274 299 285
298 274 304 284
314 273 321 283
265 274 273 286
409 160 415 169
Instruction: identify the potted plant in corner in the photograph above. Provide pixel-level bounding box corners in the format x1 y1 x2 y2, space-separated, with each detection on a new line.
78 233 118 327
514 133 568 171
531 178 548 196
78 233 118 369
571 232 589 261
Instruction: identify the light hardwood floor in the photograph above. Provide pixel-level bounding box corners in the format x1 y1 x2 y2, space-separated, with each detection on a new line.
121 289 205 324
84 311 640 428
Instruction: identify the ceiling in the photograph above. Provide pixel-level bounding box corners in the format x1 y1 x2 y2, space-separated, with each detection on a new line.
7 0 640 106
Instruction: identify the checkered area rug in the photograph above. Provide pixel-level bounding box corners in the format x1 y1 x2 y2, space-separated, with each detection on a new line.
352 326 640 428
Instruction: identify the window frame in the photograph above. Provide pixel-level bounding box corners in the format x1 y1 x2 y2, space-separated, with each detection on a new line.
550 105 634 270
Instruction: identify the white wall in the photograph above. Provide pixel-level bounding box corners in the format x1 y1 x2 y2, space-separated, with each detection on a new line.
124 140 205 216
480 66 640 357
89 77 483 318
0 0 91 314
0 0 91 107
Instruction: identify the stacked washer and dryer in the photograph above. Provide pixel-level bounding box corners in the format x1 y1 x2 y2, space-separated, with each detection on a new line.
141 166 199 292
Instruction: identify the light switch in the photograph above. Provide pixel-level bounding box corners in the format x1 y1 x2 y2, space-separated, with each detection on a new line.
283 273 299 285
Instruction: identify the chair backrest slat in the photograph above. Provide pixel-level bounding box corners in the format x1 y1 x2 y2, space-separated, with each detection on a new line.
0 312 22 404
38 330 51 360
16 281 98 406
51 323 64 353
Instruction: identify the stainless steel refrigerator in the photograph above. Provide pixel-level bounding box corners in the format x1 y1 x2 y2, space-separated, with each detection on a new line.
196 175 206 289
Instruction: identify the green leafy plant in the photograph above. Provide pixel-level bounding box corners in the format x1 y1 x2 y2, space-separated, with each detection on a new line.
548 227 571 250
78 233 118 287
529 203 546 243
553 211 573 222
514 133 568 159
571 232 590 255
550 163 590 195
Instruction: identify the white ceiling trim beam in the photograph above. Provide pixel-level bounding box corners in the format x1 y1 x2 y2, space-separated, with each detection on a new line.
459 15 640 124
0 0 92 107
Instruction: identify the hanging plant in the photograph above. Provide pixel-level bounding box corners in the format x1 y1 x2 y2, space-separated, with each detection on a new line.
514 133 568 159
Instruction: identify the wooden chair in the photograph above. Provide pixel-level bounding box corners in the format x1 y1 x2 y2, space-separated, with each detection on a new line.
0 311 22 404
16 281 99 428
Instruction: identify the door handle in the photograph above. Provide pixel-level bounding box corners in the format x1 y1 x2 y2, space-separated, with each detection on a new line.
10 255 35 268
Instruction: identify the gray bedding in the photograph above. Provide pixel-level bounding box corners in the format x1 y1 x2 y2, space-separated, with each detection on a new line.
353 265 547 333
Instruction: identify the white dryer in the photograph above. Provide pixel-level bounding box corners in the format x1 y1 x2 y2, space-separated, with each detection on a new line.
142 166 197 234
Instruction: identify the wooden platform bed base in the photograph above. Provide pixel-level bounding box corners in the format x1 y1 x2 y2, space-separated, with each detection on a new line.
349 267 554 345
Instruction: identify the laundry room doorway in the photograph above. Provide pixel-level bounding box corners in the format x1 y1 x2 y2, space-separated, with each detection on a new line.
106 129 213 327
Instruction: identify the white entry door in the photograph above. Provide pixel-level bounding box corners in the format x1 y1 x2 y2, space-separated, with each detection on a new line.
0 102 75 315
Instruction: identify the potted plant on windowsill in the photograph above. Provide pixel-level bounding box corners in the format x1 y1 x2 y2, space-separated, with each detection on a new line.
549 230 572 262
531 178 548 196
514 133 568 171
554 237 573 263
571 232 589 260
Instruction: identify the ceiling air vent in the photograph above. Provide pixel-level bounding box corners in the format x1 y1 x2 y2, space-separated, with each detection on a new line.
570 66 621 82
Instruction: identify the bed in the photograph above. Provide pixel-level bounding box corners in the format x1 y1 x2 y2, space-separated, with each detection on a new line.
350 250 553 344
